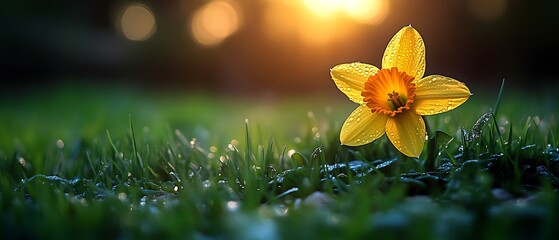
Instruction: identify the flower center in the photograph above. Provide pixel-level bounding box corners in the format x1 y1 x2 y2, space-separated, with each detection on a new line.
361 67 416 117
387 91 406 110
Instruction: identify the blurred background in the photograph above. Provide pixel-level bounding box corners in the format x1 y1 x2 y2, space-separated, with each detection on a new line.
2 0 559 98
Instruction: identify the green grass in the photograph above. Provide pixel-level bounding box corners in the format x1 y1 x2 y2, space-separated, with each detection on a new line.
1 84 558 240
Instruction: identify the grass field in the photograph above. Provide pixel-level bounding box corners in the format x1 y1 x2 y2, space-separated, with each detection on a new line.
1 83 558 239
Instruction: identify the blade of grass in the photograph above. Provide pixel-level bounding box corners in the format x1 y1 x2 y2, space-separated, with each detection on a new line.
128 115 143 178
105 129 124 175
493 79 506 117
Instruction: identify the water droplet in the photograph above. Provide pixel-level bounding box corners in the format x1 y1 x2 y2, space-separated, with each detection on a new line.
56 139 64 149
227 201 239 211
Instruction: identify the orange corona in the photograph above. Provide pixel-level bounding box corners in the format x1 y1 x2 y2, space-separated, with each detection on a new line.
362 67 416 117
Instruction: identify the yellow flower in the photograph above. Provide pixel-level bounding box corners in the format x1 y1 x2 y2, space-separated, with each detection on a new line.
330 26 471 157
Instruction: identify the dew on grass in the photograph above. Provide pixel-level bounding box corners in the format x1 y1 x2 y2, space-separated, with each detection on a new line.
287 149 296 157
169 171 181 182
520 144 536 150
118 192 127 202
17 156 27 168
268 204 288 216
227 201 240 211
209 146 218 153
56 139 64 149
468 111 492 142
311 126 319 133
202 180 211 189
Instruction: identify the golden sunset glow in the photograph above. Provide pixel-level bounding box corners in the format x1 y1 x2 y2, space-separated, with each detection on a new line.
343 0 389 25
262 0 388 45
303 0 389 25
303 0 342 18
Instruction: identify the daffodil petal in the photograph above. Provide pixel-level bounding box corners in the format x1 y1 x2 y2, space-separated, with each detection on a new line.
413 75 472 115
386 111 425 157
331 62 380 104
340 104 388 146
382 26 425 81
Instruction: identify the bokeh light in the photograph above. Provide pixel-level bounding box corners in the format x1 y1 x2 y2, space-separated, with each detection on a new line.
469 0 508 22
5 0 556 94
119 3 157 41
191 0 242 47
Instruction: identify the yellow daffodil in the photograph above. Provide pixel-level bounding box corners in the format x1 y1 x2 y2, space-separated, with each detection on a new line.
330 26 471 157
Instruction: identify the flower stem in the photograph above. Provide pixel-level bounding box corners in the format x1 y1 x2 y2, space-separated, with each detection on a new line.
422 116 435 172
422 116 431 139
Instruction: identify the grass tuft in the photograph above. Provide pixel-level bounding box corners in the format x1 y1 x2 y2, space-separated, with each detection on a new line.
0 85 558 239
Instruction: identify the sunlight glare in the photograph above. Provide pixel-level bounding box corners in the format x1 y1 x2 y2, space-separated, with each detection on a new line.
297 15 337 45
342 0 389 25
119 3 157 41
304 0 342 18
263 0 389 45
263 3 298 41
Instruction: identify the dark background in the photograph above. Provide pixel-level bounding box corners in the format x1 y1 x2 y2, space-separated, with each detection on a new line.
2 0 558 97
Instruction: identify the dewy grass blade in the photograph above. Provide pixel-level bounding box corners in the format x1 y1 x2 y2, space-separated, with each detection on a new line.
129 115 143 178
105 129 124 175
244 118 253 167
2 84 558 239
493 79 506 117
